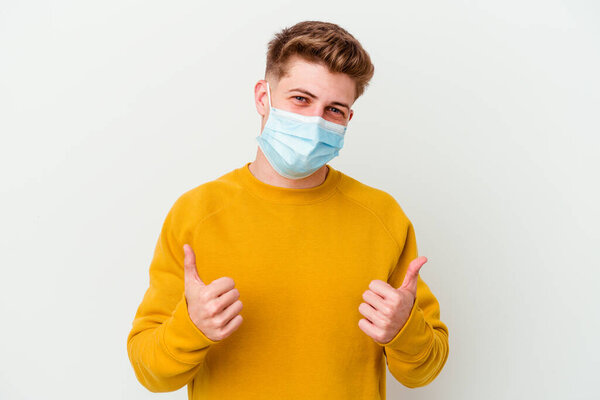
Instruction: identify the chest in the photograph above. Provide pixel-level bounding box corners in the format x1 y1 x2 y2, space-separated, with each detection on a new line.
191 199 398 304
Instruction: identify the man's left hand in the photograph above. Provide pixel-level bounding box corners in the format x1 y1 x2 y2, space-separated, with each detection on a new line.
358 256 428 344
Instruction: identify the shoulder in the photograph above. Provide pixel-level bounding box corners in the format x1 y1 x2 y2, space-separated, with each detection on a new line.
337 170 409 219
167 168 244 223
337 170 414 247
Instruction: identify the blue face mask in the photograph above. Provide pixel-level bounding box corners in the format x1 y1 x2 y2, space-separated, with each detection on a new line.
256 82 347 179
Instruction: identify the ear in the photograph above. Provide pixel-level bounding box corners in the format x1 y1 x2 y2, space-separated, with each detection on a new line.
254 80 269 118
348 109 354 122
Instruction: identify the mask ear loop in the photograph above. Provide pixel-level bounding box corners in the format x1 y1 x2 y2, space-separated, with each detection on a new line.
266 81 272 109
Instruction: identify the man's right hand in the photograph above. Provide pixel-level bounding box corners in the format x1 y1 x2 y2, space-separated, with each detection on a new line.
183 243 244 342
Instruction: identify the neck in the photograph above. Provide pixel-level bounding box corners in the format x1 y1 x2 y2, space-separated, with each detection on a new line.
248 147 329 189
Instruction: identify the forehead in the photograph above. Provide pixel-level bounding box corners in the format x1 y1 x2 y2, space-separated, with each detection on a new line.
277 55 356 104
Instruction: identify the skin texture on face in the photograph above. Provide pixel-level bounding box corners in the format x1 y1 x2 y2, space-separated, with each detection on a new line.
249 55 357 189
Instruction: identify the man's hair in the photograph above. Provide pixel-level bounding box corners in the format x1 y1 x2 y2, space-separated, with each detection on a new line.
265 21 375 101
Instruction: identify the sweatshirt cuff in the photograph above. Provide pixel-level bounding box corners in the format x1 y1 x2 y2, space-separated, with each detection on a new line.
161 293 220 364
377 297 434 360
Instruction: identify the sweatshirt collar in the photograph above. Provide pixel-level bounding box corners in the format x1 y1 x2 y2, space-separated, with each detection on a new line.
235 162 341 205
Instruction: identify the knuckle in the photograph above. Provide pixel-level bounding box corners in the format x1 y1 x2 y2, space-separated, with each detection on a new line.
214 315 225 327
207 303 219 317
381 305 392 316
381 314 392 325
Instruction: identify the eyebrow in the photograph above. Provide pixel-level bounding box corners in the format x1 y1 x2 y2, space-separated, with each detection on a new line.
287 87 350 112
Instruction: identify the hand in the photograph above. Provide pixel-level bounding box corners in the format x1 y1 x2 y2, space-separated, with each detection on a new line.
183 244 243 342
358 256 427 344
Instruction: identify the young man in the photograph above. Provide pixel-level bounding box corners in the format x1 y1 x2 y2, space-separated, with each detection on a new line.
127 21 449 399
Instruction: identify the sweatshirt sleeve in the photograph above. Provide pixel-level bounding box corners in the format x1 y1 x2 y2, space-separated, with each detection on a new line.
126 196 220 393
376 218 450 388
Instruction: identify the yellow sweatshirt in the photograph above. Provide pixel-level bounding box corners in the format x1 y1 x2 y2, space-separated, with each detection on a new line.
127 161 449 399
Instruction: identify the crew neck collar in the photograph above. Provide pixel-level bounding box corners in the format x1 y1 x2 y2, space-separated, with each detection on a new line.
235 162 341 205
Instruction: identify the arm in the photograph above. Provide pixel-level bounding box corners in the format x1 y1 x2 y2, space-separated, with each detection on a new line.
126 199 220 392
377 221 450 388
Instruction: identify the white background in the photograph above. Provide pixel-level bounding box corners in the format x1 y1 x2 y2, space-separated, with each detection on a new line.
1 1 599 399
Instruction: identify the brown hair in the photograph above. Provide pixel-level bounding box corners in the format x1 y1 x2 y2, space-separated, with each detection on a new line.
265 21 375 101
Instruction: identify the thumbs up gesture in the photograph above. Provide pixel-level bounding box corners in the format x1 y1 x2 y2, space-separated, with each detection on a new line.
183 244 244 342
358 256 428 344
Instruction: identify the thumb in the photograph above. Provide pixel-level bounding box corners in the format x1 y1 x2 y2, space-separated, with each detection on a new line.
398 256 427 296
183 244 205 287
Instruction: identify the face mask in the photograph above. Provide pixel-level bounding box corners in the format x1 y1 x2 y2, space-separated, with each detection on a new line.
256 81 347 179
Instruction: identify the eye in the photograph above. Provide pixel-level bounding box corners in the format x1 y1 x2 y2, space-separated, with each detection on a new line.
329 107 345 118
294 96 307 102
